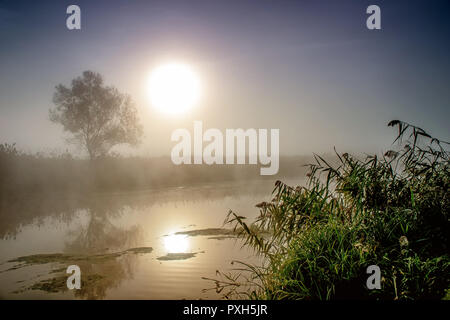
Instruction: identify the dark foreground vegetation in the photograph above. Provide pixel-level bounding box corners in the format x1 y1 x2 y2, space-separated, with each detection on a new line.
217 121 449 300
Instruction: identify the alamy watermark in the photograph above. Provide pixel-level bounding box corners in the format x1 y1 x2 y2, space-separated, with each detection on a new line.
366 265 381 290
66 265 81 290
366 5 381 30
171 121 279 175
65 4 380 31
66 5 81 30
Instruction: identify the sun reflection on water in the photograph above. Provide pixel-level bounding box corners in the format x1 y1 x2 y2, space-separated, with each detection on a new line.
163 234 189 253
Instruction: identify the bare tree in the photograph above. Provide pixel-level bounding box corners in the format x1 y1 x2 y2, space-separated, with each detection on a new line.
50 71 143 159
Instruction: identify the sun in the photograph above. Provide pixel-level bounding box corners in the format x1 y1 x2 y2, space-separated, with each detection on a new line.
148 63 201 115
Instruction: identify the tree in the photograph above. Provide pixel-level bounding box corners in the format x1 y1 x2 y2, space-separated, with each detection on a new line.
50 71 143 159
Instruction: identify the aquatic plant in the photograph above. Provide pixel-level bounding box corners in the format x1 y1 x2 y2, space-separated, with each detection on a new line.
210 120 450 300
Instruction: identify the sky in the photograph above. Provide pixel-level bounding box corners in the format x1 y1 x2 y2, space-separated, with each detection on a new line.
0 0 449 157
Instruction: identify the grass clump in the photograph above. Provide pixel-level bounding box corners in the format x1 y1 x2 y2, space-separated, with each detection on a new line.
214 120 449 300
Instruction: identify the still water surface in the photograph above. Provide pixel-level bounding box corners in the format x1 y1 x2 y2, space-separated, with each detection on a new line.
0 178 302 299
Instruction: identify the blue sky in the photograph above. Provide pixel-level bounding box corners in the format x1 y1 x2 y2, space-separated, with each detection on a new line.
0 0 449 156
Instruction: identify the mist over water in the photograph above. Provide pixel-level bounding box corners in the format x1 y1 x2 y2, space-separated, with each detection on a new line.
1 0 449 303
0 178 304 299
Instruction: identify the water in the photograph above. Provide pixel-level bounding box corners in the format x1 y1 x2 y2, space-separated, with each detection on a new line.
0 178 303 299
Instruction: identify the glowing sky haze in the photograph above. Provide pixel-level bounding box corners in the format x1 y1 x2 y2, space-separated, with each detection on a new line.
0 0 449 156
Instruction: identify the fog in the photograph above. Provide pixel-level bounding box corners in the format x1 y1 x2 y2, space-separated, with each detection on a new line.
1 1 449 158
0 0 449 301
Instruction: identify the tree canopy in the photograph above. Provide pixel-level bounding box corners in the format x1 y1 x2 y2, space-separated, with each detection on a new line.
50 71 143 159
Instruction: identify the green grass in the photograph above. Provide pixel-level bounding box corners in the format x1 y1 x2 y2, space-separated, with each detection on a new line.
212 120 450 300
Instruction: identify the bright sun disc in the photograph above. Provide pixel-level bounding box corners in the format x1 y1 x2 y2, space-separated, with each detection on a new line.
148 63 201 114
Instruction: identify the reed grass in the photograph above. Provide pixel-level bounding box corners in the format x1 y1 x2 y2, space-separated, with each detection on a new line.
211 120 449 300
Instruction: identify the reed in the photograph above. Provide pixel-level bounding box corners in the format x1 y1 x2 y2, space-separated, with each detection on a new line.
211 120 450 300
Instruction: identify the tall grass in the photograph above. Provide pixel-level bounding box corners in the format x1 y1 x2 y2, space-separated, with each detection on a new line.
211 120 449 300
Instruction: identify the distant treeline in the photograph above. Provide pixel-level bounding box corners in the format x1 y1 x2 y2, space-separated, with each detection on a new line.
0 143 320 198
